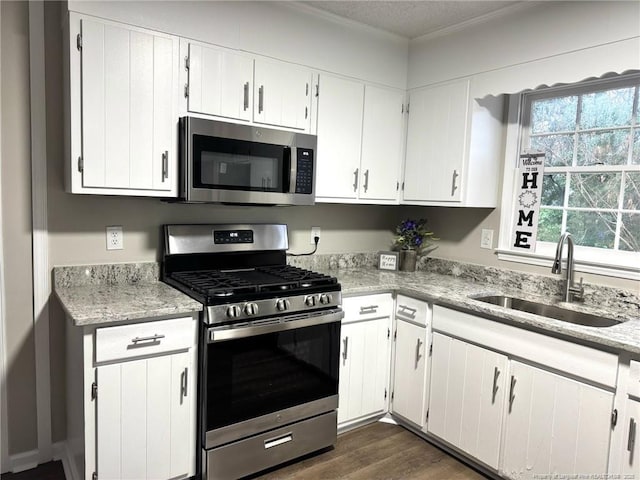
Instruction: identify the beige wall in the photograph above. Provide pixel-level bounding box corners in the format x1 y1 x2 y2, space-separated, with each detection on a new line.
1 0 38 455
2 0 637 462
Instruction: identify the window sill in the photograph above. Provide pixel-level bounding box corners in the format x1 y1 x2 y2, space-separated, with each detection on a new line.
496 249 640 281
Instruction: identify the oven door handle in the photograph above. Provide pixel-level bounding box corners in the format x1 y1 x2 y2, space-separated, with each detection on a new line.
208 310 344 342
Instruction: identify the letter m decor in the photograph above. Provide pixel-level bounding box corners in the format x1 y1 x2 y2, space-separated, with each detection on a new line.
512 152 545 251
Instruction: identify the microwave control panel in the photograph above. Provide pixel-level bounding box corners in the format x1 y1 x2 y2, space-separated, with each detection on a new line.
295 148 314 194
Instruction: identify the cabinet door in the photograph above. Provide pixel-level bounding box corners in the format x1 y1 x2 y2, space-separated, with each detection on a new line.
315 74 364 200
502 360 613 479
391 320 427 426
338 317 391 426
622 398 640 477
403 79 469 203
187 43 253 121
96 352 193 480
359 85 404 202
80 18 176 192
253 59 311 131
428 332 507 469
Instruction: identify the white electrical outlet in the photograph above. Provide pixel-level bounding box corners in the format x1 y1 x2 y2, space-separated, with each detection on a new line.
106 226 124 250
310 226 321 245
480 229 494 249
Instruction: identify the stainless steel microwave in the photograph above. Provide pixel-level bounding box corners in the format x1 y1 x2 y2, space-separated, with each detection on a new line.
179 117 316 205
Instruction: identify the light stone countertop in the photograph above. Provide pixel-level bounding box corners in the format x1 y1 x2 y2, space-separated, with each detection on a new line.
52 260 639 355
55 282 202 326
329 268 640 356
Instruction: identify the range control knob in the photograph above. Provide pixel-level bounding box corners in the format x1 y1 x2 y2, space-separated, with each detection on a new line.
226 305 241 318
319 294 333 305
276 299 291 312
305 295 317 307
244 302 259 316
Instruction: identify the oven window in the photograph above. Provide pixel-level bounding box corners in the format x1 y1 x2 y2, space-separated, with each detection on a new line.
193 134 289 192
206 321 340 431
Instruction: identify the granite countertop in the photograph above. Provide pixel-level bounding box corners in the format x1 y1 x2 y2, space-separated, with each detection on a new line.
330 268 640 355
53 263 202 326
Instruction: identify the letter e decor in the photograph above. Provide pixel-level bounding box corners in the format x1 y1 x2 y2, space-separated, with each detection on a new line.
512 152 545 251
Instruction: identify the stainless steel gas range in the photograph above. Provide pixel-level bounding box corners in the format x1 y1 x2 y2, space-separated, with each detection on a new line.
162 224 343 480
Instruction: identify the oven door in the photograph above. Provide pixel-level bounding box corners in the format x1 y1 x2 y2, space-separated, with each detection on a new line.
203 310 341 449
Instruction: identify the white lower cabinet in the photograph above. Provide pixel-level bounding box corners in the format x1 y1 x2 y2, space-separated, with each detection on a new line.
430 305 618 479
428 332 507 469
96 352 192 480
338 294 392 428
501 360 613 479
390 295 429 427
622 397 640 476
65 315 198 480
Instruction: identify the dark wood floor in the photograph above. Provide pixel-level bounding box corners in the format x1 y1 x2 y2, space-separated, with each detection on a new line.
0 422 488 480
1 461 65 480
253 421 489 480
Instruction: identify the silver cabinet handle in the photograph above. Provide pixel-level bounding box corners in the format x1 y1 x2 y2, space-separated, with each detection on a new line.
415 338 423 368
305 106 308 119
243 82 249 111
162 151 168 181
359 305 378 314
363 169 369 193
180 367 188 403
258 85 264 114
398 305 417 318
629 418 637 452
508 375 516 412
353 168 359 192
492 367 500 404
131 334 165 344
451 170 459 196
342 337 349 364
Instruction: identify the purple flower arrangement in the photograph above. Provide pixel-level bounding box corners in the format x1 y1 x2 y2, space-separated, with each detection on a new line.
393 218 436 253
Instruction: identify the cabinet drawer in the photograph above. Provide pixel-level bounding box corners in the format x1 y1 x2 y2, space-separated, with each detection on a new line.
395 295 428 326
95 317 195 363
343 294 392 323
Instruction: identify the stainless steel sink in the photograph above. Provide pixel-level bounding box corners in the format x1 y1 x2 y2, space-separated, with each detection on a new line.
474 295 621 328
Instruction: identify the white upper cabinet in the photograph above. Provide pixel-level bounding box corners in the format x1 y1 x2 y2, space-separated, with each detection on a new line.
315 73 404 204
253 58 312 131
67 14 179 196
360 85 405 202
316 74 364 201
402 78 504 207
186 41 253 122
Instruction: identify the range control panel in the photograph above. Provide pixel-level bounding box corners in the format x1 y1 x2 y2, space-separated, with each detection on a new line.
213 230 254 244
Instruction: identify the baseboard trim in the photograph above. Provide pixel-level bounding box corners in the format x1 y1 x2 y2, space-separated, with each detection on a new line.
8 449 39 474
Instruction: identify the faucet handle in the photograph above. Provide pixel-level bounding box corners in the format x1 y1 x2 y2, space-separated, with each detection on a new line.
569 277 585 300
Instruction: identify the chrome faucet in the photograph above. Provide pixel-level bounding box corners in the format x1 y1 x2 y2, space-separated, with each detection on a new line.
551 232 584 302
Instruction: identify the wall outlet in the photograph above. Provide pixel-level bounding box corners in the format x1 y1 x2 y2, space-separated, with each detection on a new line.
311 226 321 245
106 226 124 250
480 229 494 249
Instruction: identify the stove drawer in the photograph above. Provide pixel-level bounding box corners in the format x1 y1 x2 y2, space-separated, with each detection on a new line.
95 317 195 363
206 410 337 480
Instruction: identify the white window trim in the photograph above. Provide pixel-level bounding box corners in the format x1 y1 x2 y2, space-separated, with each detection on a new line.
497 90 640 281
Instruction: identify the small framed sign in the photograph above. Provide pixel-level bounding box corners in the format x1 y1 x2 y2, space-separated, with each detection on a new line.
377 251 399 271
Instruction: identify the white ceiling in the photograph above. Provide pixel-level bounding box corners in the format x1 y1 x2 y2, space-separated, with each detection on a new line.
299 1 521 39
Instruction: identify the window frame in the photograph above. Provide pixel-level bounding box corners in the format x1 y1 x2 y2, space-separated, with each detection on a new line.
497 75 640 281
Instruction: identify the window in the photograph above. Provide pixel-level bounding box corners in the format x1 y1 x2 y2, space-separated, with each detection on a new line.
499 74 640 279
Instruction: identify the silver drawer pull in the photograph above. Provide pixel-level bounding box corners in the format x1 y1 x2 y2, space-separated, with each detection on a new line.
131 334 165 344
360 305 378 314
398 304 417 318
264 433 293 449
629 418 637 452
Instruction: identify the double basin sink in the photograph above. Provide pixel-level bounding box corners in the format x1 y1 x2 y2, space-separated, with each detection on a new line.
473 295 621 328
